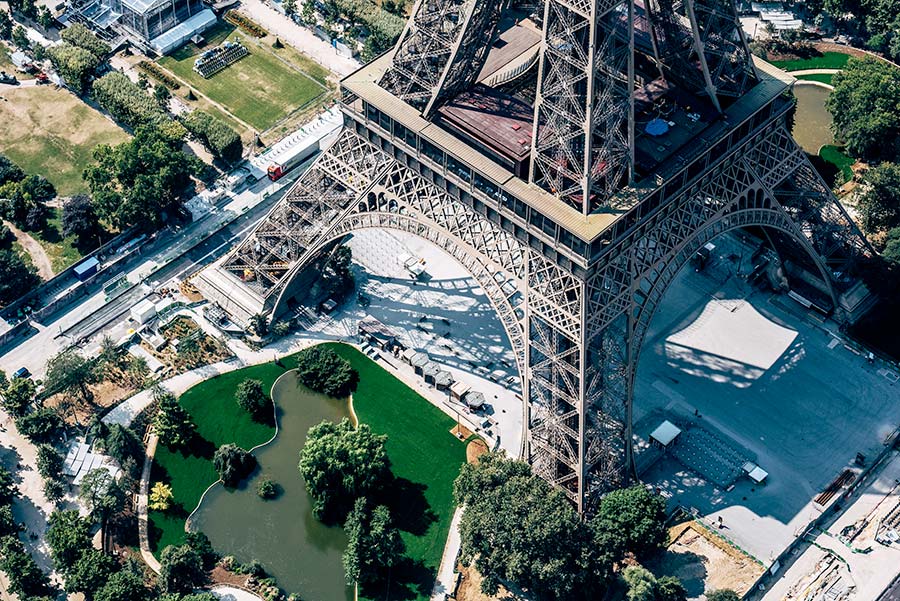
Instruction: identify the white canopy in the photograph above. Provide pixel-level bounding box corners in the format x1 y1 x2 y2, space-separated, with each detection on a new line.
650 420 681 446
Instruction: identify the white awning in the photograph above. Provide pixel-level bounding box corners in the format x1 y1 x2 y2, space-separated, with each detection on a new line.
650 420 681 446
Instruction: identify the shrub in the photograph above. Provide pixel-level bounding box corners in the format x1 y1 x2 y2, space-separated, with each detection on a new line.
213 444 256 487
137 60 180 89
235 378 269 419
256 477 277 499
181 110 242 163
295 346 359 398
224 10 266 37
149 482 173 511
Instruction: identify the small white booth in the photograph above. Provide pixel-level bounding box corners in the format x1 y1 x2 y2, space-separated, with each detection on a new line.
650 420 682 448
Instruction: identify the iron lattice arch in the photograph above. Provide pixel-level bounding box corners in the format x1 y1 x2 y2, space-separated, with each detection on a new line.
214 118 870 511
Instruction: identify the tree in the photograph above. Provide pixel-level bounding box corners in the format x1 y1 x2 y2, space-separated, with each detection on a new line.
707 590 741 601
153 389 197 450
62 194 101 246
158 544 206 594
827 58 900 162
1 376 36 417
456 456 616 600
60 22 111 57
153 83 171 110
95 568 149 601
36 5 53 29
342 498 405 587
283 0 297 15
883 227 900 264
0 506 21 539
454 451 532 505
79 468 126 529
15 407 63 443
184 530 218 570
98 423 144 476
36 444 63 480
213 443 256 487
65 548 116 598
11 24 28 49
256 476 278 499
83 125 203 230
44 349 97 404
0 535 53 598
295 346 359 398
0 466 18 505
299 418 391 523
181 110 243 163
149 482 173 511
249 313 268 336
46 42 100 94
0 10 12 40
594 485 668 561
657 576 688 601
856 162 900 233
46 510 92 572
623 566 657 601
0 155 23 185
235 378 269 419
0 248 39 304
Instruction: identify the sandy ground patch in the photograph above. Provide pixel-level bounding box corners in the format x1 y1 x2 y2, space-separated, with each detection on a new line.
466 438 489 463
653 521 766 597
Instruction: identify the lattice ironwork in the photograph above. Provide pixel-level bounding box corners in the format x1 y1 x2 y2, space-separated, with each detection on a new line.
205 0 875 514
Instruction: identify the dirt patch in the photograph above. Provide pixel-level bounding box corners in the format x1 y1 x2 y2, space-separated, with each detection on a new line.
451 423 473 439
457 564 516 601
466 438 489 463
651 521 765 597
45 380 137 426
4 220 54 279
210 565 251 588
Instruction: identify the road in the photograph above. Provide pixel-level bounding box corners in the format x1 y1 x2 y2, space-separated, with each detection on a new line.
0 164 307 379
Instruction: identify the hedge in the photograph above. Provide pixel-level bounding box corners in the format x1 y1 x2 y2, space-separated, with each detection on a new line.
60 22 110 58
224 10 266 37
181 110 243 163
92 71 168 129
138 60 181 90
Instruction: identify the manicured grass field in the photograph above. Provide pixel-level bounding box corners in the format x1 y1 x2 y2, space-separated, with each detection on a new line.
148 358 293 552
770 51 851 72
819 144 855 182
795 72 834 86
323 343 468 601
0 85 129 195
158 23 328 132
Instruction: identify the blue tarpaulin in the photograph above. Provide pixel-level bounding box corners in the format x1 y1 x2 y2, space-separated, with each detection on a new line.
645 118 670 136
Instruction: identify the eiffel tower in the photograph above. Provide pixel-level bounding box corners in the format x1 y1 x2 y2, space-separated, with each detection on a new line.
197 0 873 511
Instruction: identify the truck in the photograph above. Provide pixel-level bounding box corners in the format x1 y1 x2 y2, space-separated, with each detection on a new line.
266 136 320 181
0 71 18 85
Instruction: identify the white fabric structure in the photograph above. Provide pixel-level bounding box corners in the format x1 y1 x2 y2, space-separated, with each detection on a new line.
150 9 216 54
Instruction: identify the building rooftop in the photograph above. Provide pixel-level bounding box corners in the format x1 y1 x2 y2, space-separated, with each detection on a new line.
437 84 533 163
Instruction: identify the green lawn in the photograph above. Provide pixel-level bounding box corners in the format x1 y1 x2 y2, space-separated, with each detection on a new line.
158 23 327 132
149 343 468 601
30 208 100 273
820 144 855 181
148 358 291 552
795 72 834 86
770 51 851 72
324 343 468 601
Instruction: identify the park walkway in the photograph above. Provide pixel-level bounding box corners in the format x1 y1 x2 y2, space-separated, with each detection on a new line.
4 220 54 280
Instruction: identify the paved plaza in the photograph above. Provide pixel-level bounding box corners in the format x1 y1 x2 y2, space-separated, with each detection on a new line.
297 229 525 456
635 235 900 562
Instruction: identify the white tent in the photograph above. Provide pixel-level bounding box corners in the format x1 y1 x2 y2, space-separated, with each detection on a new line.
650 420 681 447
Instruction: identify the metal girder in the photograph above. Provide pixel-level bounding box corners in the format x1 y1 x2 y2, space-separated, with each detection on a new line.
379 0 504 117
529 0 634 213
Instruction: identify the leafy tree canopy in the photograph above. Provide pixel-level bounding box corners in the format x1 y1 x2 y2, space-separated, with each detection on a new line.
158 544 206 594
234 378 269 420
46 510 92 572
295 346 359 398
153 389 197 450
213 443 256 488
856 162 900 233
298 418 390 524
94 568 149 601
594 484 668 561
827 58 900 162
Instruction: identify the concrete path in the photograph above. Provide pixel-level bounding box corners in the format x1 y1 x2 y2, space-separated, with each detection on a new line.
236 0 360 78
4 220 54 280
136 432 161 574
430 506 463 601
210 584 264 601
788 68 841 76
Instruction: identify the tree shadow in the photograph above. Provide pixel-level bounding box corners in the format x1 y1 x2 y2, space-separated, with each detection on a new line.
174 432 217 461
360 556 436 601
807 152 840 187
375 476 437 537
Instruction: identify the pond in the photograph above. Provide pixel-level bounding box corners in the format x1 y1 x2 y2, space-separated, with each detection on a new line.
791 83 835 154
190 371 354 601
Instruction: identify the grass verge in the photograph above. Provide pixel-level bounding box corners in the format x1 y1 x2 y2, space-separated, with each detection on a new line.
820 145 855 181
795 72 834 85
770 51 851 71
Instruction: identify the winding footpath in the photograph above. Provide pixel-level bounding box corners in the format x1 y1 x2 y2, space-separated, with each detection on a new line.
4 220 54 280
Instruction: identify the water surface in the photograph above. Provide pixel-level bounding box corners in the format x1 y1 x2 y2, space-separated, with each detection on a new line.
191 372 353 601
792 83 834 154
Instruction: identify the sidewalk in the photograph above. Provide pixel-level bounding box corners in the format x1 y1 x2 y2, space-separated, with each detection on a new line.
236 0 360 78
431 507 463 601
